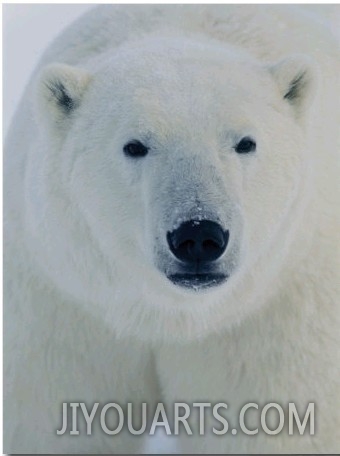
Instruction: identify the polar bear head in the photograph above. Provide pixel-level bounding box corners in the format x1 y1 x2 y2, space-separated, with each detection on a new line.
30 35 317 341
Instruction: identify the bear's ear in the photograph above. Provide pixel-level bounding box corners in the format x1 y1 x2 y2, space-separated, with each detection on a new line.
35 63 91 128
269 55 318 117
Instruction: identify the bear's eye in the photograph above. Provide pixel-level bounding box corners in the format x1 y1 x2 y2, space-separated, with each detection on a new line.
123 140 149 158
235 137 256 154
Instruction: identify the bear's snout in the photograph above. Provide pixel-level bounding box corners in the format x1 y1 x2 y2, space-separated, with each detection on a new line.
167 220 229 264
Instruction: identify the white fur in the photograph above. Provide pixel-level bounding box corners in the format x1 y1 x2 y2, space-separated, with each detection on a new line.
4 5 340 453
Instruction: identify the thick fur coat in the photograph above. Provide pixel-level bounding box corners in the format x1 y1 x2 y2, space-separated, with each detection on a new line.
4 5 340 453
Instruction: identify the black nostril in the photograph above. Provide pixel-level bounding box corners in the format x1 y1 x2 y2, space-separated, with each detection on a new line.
167 220 229 263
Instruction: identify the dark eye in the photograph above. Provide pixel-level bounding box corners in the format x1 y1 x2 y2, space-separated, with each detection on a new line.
123 140 149 158
235 137 256 154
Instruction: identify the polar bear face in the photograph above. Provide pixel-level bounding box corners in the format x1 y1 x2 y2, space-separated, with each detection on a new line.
32 35 317 341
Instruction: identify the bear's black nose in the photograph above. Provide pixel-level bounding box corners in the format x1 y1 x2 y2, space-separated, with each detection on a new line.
167 220 229 263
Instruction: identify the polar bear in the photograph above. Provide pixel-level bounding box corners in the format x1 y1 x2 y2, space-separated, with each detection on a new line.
4 5 340 454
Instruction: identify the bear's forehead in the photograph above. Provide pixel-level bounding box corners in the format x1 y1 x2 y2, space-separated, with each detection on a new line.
86 36 280 135
94 35 275 101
